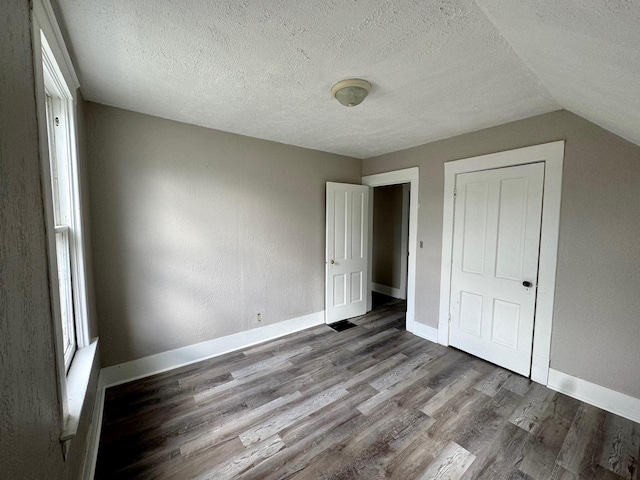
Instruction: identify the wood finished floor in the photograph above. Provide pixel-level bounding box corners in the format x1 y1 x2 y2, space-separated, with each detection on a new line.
96 299 640 480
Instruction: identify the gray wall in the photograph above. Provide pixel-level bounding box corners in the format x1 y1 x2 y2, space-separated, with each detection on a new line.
0 1 99 478
85 103 362 367
363 110 640 399
372 185 404 289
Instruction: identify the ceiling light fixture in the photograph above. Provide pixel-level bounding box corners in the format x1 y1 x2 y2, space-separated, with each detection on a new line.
331 78 372 107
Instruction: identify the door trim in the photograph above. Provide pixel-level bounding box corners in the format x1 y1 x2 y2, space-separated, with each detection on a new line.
362 167 419 332
438 141 564 385
399 184 410 299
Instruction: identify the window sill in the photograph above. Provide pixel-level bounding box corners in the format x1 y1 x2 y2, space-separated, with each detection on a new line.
60 338 98 442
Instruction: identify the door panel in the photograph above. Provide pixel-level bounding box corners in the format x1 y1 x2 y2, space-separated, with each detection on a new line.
326 182 369 323
449 163 544 376
351 192 364 259
461 181 489 275
333 275 346 307
495 177 529 280
491 299 520 349
334 191 347 261
459 291 483 336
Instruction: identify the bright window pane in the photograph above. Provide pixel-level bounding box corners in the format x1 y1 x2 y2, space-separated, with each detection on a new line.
56 228 75 366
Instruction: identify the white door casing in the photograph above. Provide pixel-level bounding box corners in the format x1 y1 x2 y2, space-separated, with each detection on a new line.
449 163 544 376
362 167 419 334
325 182 370 323
399 183 410 300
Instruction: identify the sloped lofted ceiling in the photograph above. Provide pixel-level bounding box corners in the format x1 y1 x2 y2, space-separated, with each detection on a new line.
54 0 639 158
475 0 640 152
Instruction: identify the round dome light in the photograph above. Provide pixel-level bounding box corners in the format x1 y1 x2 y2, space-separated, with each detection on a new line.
331 79 372 107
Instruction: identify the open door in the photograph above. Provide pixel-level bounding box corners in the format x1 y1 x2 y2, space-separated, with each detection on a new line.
325 182 370 323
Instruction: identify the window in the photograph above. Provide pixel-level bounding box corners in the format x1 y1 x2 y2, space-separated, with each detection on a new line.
45 93 77 371
39 33 90 373
33 0 98 447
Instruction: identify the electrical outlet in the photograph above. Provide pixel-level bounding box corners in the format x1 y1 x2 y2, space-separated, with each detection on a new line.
257 313 262 322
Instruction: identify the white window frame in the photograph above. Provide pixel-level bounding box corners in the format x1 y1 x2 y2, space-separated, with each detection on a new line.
32 0 96 446
45 87 79 373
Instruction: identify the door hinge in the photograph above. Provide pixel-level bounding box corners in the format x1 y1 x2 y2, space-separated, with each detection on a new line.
448 313 452 323
453 188 457 199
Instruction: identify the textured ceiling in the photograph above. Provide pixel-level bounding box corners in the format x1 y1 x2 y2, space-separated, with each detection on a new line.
54 1 638 158
475 0 640 151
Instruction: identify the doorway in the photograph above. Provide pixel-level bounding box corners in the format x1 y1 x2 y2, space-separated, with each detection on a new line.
438 141 564 384
324 169 419 329
448 162 544 377
371 183 410 306
362 167 419 333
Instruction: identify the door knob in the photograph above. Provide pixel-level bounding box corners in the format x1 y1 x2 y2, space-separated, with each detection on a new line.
522 281 533 288
330 259 335 265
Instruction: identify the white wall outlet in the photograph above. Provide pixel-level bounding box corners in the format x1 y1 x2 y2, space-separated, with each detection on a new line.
257 313 262 321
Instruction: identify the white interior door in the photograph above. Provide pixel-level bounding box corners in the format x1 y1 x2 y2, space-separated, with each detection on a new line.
326 182 369 323
449 163 544 376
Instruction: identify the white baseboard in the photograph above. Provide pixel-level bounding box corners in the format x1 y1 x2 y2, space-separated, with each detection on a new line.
407 320 439 343
547 368 640 424
371 282 405 300
100 310 325 388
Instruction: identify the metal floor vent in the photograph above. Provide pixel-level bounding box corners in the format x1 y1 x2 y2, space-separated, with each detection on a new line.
328 320 357 332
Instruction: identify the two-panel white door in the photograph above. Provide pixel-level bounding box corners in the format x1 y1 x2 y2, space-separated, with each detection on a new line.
326 182 369 323
449 163 544 376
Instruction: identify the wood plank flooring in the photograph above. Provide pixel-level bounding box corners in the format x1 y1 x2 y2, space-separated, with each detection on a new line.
96 298 640 479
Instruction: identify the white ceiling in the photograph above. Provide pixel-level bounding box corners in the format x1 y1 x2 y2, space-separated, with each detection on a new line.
55 0 639 158
475 0 640 152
